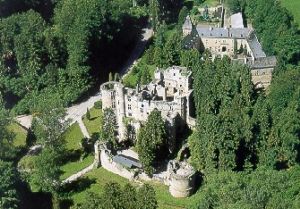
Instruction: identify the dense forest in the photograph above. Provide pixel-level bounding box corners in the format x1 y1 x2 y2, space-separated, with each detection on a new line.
0 0 148 114
0 0 299 208
188 0 300 208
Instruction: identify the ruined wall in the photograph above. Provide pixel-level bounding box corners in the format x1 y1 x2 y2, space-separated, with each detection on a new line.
100 149 136 180
251 67 273 89
167 161 196 198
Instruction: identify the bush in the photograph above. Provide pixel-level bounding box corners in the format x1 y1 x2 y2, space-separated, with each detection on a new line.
94 101 102 109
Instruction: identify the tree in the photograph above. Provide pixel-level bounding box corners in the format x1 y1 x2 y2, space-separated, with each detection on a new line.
101 182 123 209
137 109 166 175
31 99 68 151
121 184 137 209
32 148 61 193
189 58 255 173
189 167 300 209
102 108 118 149
136 184 158 209
74 191 102 209
149 0 160 31
164 32 182 66
109 72 113 82
178 6 188 26
180 49 201 69
0 160 19 209
0 102 15 160
86 108 91 120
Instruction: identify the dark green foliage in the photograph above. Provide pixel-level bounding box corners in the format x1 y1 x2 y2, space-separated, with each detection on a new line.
0 160 19 209
256 69 300 168
190 58 255 173
244 0 300 64
189 167 300 209
102 108 118 150
180 49 201 69
137 109 166 175
74 182 157 209
178 6 189 26
0 102 15 160
94 101 102 109
225 0 246 13
136 184 158 209
31 100 68 152
164 32 182 66
0 0 140 114
32 148 62 193
86 108 91 121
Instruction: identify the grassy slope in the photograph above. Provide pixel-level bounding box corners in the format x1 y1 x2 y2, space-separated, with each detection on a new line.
60 155 94 180
281 0 300 26
62 122 84 151
68 168 197 209
82 107 102 136
8 123 27 147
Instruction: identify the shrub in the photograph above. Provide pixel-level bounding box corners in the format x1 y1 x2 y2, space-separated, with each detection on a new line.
94 101 102 109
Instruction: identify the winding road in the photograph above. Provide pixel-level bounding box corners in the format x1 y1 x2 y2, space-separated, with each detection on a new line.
16 26 153 132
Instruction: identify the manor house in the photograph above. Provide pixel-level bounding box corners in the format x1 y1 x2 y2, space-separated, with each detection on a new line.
100 66 196 148
182 15 277 89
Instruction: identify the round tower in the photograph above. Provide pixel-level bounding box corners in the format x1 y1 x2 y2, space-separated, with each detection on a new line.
167 160 196 198
100 82 119 110
115 83 126 142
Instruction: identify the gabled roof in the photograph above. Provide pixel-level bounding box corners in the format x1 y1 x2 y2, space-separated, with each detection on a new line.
113 154 142 169
248 56 277 69
196 27 251 39
247 34 266 58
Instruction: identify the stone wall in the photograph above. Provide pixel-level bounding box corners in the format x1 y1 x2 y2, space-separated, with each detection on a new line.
94 143 196 198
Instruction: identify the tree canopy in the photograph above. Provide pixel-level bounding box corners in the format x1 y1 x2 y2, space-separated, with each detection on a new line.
137 109 166 175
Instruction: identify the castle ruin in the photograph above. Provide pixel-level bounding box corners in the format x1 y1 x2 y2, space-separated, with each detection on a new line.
100 66 196 146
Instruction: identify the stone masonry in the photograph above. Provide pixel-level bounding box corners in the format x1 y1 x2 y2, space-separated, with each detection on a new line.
100 66 196 145
182 15 277 89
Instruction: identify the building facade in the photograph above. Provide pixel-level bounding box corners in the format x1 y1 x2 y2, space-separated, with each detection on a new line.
100 66 196 145
182 15 277 89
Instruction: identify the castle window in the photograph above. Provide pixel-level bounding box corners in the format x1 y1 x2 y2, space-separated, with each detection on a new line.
128 104 131 110
128 113 132 117
241 34 243 37
140 108 144 113
112 102 116 108
174 73 176 76
222 46 227 52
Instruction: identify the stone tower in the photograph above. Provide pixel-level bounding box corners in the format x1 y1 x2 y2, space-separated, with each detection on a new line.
115 83 126 142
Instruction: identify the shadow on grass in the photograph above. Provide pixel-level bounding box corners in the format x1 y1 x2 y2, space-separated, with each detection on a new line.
61 177 96 194
61 149 82 164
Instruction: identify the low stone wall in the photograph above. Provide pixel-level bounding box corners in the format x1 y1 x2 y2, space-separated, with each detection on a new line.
95 142 196 198
62 161 96 184
100 149 137 180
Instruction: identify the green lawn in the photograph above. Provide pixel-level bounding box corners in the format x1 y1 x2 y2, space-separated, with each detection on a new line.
60 155 94 180
8 123 27 148
82 107 102 136
281 0 300 26
62 122 84 151
67 167 197 209
187 0 220 7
